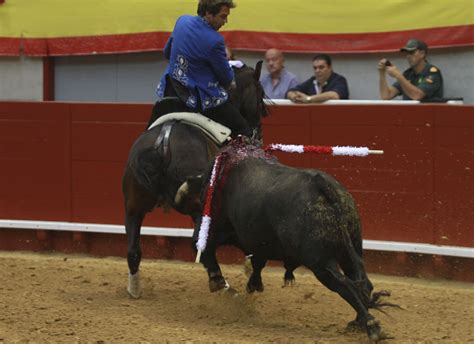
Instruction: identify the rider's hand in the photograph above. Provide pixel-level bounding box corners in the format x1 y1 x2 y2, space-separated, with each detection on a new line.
227 80 237 90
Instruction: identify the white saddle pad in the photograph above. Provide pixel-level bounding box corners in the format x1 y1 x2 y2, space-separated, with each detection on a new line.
148 112 232 145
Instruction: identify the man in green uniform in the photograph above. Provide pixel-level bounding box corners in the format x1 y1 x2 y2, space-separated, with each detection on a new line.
378 39 443 101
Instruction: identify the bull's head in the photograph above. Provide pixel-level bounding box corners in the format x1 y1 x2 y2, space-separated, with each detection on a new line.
174 175 205 216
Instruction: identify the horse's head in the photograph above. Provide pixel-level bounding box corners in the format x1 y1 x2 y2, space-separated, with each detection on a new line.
230 61 268 139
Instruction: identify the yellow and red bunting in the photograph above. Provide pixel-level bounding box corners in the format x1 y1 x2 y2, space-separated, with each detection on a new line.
0 0 473 56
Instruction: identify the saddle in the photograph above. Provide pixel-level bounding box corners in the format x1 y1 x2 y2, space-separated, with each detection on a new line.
148 98 232 146
148 112 231 145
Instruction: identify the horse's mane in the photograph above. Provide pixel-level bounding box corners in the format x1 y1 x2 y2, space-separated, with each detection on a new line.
229 64 268 139
230 64 269 137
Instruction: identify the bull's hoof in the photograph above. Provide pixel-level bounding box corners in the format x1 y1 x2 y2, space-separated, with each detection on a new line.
346 319 364 332
209 275 228 293
127 272 142 299
366 319 381 342
246 281 264 293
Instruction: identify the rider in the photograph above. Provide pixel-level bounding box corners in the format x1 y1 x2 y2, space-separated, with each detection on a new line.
155 0 251 137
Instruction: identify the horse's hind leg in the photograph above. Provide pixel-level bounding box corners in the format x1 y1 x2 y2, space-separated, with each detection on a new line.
123 172 156 299
125 210 146 299
310 260 382 342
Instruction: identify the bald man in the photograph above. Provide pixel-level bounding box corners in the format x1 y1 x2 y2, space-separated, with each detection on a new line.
260 48 299 99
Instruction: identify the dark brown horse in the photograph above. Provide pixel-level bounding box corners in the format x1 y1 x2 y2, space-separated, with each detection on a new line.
122 62 267 298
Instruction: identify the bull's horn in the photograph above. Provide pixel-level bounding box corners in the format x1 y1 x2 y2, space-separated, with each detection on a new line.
174 181 189 205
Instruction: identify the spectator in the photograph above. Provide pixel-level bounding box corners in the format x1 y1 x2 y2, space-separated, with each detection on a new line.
287 54 349 103
378 39 443 101
260 48 299 99
155 0 251 136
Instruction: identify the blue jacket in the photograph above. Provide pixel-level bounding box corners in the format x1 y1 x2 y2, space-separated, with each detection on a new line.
156 15 234 111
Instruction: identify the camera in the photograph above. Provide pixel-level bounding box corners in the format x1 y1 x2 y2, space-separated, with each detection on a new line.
385 60 392 67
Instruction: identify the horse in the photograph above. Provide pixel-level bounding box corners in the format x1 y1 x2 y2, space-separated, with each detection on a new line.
122 62 268 298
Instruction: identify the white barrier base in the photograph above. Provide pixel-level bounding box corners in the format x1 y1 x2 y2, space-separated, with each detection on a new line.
1 219 472 259
264 99 464 106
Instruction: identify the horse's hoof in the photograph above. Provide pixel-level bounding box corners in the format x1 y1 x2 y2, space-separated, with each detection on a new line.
127 289 142 299
127 272 142 299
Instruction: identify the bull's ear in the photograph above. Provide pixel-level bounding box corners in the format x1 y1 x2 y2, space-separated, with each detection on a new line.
254 60 263 81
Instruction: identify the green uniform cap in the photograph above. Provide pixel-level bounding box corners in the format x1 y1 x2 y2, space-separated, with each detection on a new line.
400 39 428 52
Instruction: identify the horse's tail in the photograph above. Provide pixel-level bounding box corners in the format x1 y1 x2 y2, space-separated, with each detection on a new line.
126 128 169 197
133 148 166 195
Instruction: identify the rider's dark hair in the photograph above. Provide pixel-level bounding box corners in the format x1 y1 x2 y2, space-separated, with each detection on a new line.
197 2 235 17
312 54 332 67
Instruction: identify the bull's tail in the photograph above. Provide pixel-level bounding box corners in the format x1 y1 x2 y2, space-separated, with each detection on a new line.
337 217 400 312
312 173 397 311
367 290 401 312
311 174 365 273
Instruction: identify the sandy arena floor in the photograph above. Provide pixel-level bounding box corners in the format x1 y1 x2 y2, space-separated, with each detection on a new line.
0 251 473 343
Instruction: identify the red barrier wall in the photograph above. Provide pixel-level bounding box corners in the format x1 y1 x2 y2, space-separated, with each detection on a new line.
0 101 473 280
265 104 474 248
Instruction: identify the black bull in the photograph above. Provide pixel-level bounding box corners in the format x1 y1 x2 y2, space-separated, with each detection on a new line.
178 144 394 341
